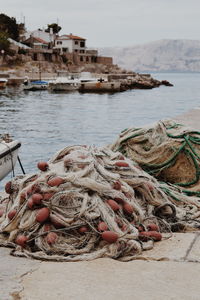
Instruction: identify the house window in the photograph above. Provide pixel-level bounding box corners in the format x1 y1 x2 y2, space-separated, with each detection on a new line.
80 56 83 62
86 56 89 62
80 50 85 53
57 41 62 45
75 41 79 45
80 41 85 48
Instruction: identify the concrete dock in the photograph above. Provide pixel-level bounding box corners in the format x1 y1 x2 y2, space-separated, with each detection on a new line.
1 108 200 300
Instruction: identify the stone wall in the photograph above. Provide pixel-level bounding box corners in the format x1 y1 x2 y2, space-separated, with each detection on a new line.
0 49 116 74
61 52 112 66
97 56 113 65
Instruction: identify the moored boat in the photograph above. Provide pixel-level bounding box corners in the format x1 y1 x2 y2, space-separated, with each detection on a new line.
79 80 121 93
48 77 80 92
0 136 21 180
48 73 112 92
0 78 8 89
23 79 49 91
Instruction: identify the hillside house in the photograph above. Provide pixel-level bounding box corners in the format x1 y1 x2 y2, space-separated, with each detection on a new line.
54 34 95 63
23 36 55 61
24 36 49 50
54 34 112 65
17 28 113 66
21 29 55 44
54 34 86 54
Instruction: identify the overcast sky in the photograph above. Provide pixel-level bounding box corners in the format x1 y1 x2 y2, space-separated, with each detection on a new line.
1 0 200 47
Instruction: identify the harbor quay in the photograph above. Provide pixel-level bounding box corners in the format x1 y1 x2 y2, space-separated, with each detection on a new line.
0 70 171 91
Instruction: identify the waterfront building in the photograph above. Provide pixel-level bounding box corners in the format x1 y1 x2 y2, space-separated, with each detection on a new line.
54 34 86 54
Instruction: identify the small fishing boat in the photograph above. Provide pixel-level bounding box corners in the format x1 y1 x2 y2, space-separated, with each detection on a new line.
48 73 108 92
48 77 80 92
0 135 21 180
79 80 121 93
0 78 8 89
23 78 49 91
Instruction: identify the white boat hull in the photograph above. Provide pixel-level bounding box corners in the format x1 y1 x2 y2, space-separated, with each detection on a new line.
23 80 49 91
0 140 21 180
24 85 48 91
23 84 48 91
49 80 80 92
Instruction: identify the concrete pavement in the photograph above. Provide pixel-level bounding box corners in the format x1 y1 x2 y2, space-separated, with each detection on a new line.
0 232 199 300
21 232 200 299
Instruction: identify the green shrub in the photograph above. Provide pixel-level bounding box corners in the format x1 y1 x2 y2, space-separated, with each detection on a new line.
18 48 27 55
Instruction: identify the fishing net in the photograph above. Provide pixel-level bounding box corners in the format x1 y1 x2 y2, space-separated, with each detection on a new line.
0 144 200 262
110 120 200 192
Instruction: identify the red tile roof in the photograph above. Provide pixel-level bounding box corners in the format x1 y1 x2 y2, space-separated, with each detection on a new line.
32 37 48 44
56 35 69 40
59 34 86 40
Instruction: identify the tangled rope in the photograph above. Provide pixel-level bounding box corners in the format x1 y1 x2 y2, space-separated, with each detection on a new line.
110 120 200 192
0 144 200 262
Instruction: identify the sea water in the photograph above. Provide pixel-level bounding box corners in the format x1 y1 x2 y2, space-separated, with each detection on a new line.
0 72 199 186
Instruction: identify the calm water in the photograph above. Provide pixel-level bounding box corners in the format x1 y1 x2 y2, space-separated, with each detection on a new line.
0 72 200 185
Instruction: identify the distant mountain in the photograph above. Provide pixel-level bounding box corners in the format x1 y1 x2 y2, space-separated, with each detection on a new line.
99 39 200 72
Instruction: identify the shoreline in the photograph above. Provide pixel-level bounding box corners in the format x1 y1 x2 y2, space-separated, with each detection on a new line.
0 67 172 89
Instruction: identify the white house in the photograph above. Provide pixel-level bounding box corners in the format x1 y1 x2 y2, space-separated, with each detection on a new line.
24 36 49 50
22 29 55 44
54 34 86 54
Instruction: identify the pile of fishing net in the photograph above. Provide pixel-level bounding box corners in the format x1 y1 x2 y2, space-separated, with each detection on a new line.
110 120 200 192
0 144 200 262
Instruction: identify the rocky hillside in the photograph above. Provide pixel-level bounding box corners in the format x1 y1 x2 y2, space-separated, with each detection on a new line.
0 54 125 77
99 39 200 72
